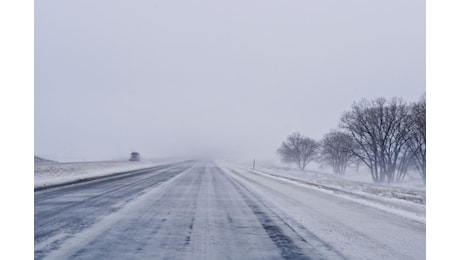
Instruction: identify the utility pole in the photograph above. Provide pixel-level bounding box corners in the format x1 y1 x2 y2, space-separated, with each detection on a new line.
252 159 256 170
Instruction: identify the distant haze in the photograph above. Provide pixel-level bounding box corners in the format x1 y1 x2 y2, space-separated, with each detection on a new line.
35 0 425 162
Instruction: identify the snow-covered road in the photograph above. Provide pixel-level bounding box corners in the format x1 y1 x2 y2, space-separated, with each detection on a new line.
35 161 425 259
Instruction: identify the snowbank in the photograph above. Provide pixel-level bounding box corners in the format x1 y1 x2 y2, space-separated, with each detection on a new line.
255 165 425 203
34 159 177 190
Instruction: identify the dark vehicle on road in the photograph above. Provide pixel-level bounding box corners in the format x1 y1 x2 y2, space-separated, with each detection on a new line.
129 152 140 161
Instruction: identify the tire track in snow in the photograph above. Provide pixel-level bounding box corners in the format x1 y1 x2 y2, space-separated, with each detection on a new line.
219 167 316 259
65 164 204 259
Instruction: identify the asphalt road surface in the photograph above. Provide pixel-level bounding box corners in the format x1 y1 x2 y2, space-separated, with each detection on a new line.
35 161 425 259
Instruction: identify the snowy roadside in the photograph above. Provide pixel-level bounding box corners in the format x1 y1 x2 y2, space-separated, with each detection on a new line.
222 162 426 224
34 159 179 190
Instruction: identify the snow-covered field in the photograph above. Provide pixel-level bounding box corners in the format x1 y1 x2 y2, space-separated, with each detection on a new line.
34 159 179 189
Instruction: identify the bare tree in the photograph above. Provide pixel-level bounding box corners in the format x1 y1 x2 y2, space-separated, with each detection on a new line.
277 132 320 170
339 97 413 183
408 94 426 183
319 130 355 175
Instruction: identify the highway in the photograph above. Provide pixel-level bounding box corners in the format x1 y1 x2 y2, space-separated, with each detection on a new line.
35 161 425 259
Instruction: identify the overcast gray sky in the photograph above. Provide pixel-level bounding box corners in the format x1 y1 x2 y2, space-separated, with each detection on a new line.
35 0 425 162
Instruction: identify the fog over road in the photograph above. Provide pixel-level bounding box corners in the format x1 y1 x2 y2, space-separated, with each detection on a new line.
35 161 425 259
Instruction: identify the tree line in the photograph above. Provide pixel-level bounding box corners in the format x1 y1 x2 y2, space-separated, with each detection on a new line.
277 95 426 184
